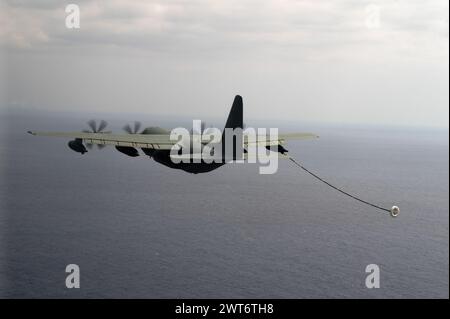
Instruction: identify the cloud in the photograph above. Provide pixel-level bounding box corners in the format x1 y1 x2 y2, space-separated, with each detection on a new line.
1 0 447 59
1 1 448 128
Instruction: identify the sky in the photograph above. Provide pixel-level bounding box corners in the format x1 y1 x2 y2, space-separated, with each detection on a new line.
0 0 448 128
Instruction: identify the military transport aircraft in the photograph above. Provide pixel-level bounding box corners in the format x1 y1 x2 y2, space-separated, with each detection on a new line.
28 95 318 174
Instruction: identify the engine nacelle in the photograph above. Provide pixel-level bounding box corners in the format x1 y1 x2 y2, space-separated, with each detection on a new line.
115 146 139 157
141 148 155 157
68 139 87 154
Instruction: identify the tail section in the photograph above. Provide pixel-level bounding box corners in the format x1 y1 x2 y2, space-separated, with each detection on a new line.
222 95 243 161
223 95 243 131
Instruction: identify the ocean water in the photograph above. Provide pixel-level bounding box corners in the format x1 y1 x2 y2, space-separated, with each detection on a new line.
0 113 448 298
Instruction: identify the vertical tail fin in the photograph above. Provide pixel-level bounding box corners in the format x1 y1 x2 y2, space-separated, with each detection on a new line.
222 95 243 161
224 95 243 130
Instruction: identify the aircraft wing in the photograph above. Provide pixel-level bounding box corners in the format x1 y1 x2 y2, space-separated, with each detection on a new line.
278 132 319 140
28 130 318 149
244 132 319 147
27 131 175 150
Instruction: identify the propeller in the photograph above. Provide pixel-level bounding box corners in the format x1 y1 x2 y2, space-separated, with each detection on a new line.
116 121 143 157
83 119 109 149
123 121 142 134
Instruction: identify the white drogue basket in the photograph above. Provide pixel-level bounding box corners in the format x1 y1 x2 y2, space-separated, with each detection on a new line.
390 206 400 218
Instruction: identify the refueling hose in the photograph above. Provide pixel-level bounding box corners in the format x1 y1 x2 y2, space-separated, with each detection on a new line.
287 156 399 217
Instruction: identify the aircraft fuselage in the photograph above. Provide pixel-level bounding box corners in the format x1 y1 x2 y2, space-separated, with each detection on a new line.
151 150 225 174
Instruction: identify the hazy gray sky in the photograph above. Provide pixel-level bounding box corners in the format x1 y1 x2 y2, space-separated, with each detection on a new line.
1 0 448 127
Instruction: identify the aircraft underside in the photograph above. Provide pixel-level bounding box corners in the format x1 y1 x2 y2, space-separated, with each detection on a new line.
151 150 226 174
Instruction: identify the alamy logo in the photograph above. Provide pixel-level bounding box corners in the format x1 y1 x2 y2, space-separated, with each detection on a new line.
365 4 381 29
65 264 80 289
169 122 280 174
365 264 380 289
65 4 80 29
